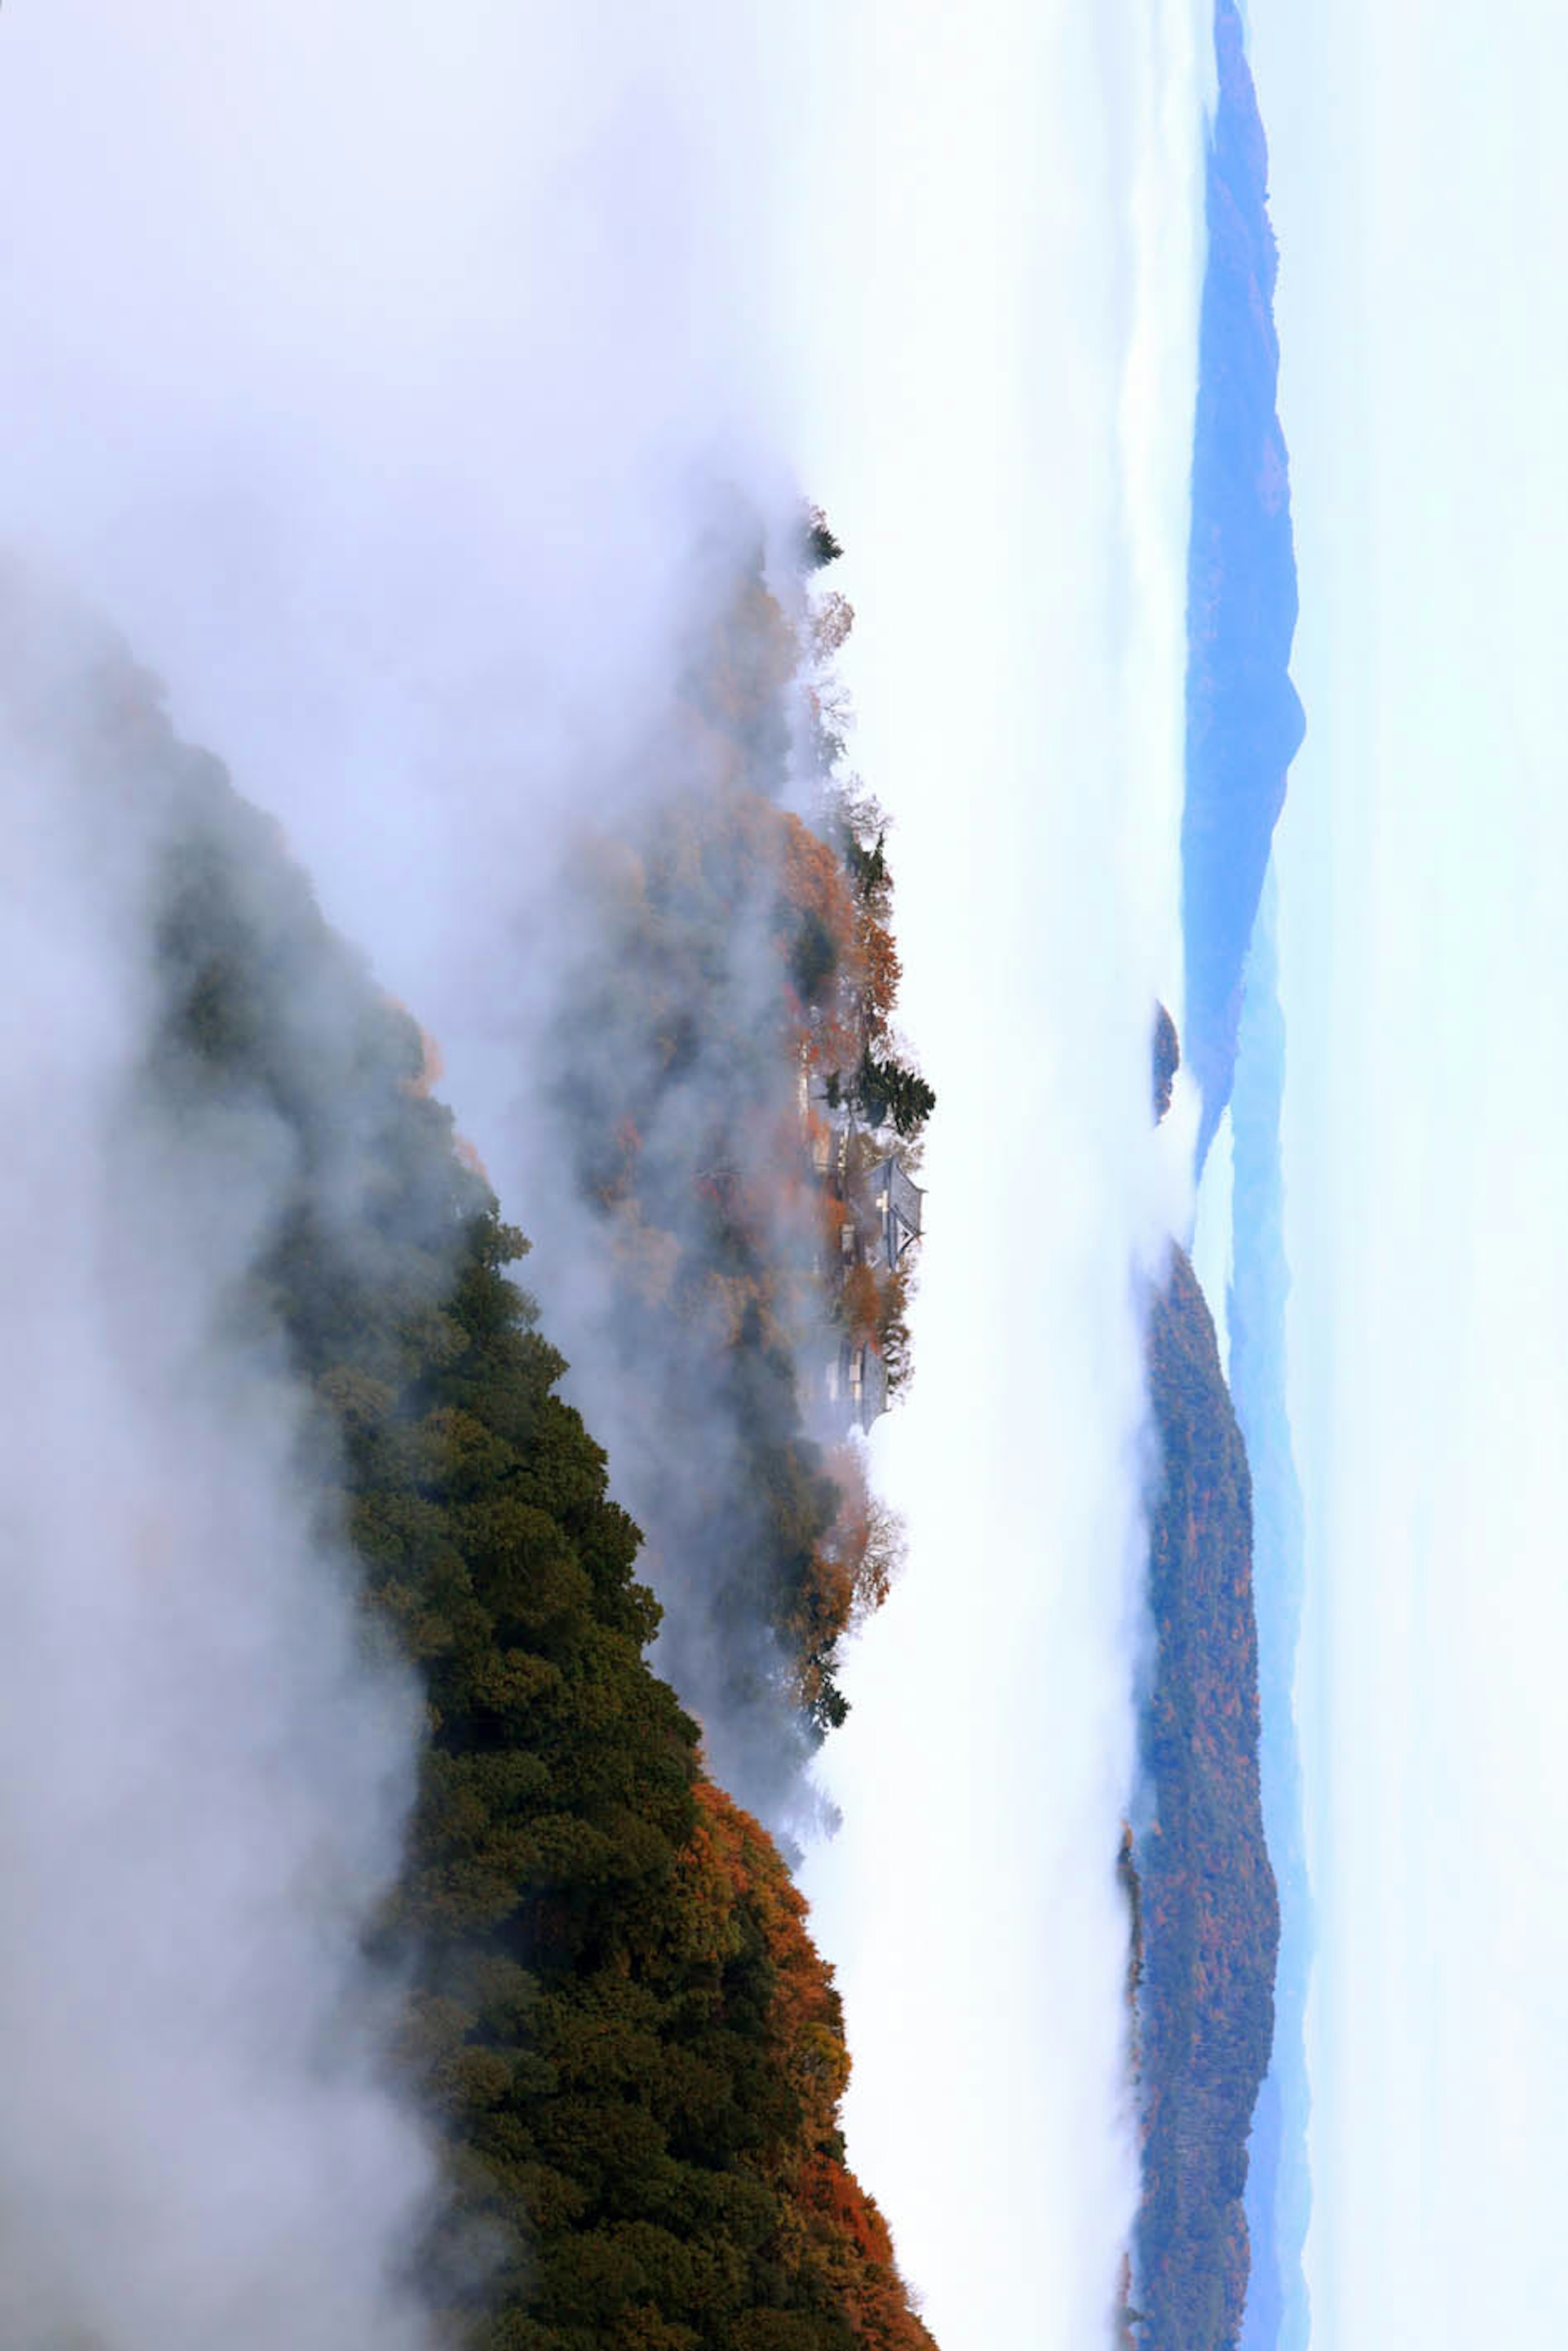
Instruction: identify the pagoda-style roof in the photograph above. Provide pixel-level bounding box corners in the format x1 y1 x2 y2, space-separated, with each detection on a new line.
868 1154 922 1271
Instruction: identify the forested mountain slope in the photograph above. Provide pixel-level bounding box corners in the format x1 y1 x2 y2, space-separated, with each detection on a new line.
521 524 932 1835
16 590 936 2351
1132 1242 1279 2351
1229 876 1312 2351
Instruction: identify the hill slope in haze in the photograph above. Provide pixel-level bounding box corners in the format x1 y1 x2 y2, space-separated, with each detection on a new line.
6 579 937 2351
1133 1243 1279 2351
519 523 931 1840
1227 872 1312 2351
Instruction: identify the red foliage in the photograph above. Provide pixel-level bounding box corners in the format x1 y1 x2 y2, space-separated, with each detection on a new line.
679 1784 935 2351
851 908 902 1042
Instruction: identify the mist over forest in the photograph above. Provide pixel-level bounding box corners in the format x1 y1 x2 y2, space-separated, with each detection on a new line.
0 0 1310 2347
0 582 942 2349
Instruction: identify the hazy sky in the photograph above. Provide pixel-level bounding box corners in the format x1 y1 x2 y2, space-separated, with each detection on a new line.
1248 3 1568 2342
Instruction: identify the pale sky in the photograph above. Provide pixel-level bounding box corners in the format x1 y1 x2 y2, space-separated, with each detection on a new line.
1248 3 1568 2342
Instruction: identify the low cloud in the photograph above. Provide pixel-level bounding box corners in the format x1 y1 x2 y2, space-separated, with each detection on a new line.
0 590 437 2350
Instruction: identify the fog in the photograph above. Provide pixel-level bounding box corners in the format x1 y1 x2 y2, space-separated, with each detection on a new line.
791 4 1211 2337
0 582 436 2348
1 2 1212 2344
1 0 831 1828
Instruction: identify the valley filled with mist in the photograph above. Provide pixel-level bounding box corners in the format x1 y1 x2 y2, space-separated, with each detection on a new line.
0 2 1318 2348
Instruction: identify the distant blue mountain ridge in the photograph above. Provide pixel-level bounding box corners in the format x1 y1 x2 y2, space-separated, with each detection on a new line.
1184 0 1304 1177
1180 5 1311 2347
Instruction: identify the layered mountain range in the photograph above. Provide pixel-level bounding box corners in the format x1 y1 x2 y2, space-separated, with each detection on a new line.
1182 0 1305 1174
1129 2 1310 2336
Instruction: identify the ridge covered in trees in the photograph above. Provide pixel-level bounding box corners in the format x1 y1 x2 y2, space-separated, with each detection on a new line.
26 601 936 2351
535 512 933 1820
1130 1229 1279 2350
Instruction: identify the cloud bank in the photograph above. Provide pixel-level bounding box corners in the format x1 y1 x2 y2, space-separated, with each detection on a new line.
789 2 1211 2342
0 585 436 2349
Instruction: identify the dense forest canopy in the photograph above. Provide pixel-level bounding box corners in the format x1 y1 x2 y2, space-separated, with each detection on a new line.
6 581 937 2351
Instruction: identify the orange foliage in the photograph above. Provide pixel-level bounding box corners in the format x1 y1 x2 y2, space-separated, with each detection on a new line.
383 994 446 1099
840 1262 882 1347
817 1183 851 1257
809 590 856 660
689 574 800 746
559 525 921 1734
453 1133 490 1182
816 1445 907 1631
680 1781 843 2119
853 907 902 1041
779 807 855 938
785 1446 909 1722
677 1783 936 2351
